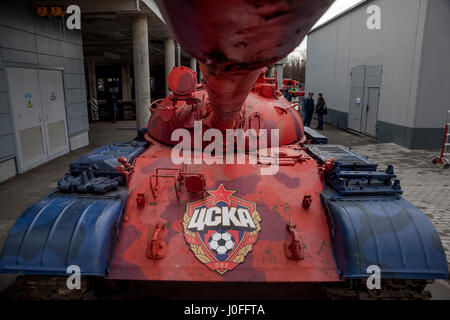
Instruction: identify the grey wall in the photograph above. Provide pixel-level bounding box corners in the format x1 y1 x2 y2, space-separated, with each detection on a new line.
0 0 88 163
305 0 443 149
415 0 450 129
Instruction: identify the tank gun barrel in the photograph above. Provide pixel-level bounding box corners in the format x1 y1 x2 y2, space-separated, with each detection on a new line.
155 0 333 130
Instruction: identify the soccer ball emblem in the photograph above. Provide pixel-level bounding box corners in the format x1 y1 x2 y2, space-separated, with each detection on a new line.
208 231 235 255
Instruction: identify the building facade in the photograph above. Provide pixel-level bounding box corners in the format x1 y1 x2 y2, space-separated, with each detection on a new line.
0 0 88 182
305 0 450 149
0 0 197 183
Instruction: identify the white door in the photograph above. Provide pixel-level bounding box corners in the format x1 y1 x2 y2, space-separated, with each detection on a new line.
348 66 365 132
38 70 70 158
363 87 380 137
7 67 70 173
7 68 47 173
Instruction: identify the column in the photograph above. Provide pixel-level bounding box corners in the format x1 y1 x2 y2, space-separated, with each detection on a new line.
190 57 197 73
274 58 286 90
87 59 97 100
175 42 181 67
268 65 275 78
121 64 131 101
132 15 151 128
87 59 98 121
164 38 175 96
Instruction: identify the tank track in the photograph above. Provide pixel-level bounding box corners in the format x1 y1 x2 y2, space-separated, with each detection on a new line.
323 279 432 300
0 276 92 300
0 276 143 300
0 276 433 300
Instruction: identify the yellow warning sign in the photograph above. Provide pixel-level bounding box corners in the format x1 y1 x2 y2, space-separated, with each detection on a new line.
25 93 33 108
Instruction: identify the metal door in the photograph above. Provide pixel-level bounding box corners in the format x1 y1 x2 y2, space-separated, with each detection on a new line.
7 67 47 173
364 87 380 137
348 66 365 132
38 69 69 158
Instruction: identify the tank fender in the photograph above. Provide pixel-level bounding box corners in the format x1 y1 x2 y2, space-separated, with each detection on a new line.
0 194 125 276
321 190 448 280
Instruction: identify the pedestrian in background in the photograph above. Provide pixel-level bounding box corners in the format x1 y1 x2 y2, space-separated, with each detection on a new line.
315 93 327 131
108 93 118 123
303 92 315 127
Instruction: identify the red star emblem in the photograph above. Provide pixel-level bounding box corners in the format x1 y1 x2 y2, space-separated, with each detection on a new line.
207 184 236 205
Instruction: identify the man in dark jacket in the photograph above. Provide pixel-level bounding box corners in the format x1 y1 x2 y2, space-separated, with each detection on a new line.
303 92 315 127
108 93 118 123
315 93 327 130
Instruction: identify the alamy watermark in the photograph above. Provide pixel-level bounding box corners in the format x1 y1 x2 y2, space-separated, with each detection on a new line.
66 265 81 290
36 5 81 30
171 121 280 175
366 265 381 290
367 5 382 30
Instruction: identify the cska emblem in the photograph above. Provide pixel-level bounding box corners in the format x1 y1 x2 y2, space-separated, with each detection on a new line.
183 184 261 274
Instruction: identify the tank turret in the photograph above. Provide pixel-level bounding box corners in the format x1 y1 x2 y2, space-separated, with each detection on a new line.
149 0 334 147
154 0 332 131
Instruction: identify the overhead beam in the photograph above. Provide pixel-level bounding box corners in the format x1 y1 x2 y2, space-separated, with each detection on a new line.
141 0 165 22
33 0 140 13
37 0 165 18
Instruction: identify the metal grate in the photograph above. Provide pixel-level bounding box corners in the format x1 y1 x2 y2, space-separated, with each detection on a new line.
306 144 377 171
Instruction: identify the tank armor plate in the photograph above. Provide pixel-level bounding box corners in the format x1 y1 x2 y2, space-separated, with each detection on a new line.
69 141 149 178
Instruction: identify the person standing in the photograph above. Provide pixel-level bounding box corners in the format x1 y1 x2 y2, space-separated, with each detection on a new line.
315 93 327 131
284 89 292 102
303 92 315 127
108 93 118 123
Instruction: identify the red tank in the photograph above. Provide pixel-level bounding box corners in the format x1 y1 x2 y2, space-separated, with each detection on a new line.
109 0 338 283
107 0 448 298
1 0 447 300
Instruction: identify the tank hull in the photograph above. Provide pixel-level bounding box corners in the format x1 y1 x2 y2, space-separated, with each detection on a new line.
108 140 340 282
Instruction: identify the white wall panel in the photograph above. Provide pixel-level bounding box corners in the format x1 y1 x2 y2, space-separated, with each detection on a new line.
306 0 427 128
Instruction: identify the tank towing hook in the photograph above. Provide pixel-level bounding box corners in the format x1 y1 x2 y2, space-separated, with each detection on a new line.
146 223 167 260
284 218 305 261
